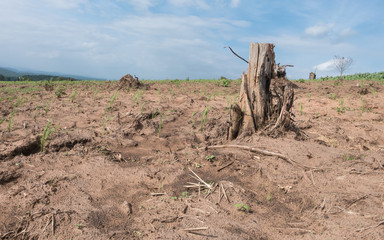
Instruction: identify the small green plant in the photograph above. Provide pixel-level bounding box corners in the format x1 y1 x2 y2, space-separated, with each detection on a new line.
7 110 16 132
14 97 26 108
141 101 146 113
44 99 52 114
93 87 100 99
191 111 197 128
34 106 42 121
71 90 77 103
234 203 251 212
344 154 358 161
221 78 231 87
308 93 311 101
336 98 349 113
134 90 143 105
205 155 215 162
328 93 337 100
74 223 83 229
299 102 303 115
158 112 164 136
106 90 119 111
41 120 55 152
370 87 378 97
361 98 365 113
54 86 65 98
266 192 272 201
200 106 210 131
102 115 115 134
181 191 189 198
134 231 142 238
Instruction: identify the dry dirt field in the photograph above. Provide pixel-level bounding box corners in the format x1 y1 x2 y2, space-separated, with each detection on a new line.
0 78 383 239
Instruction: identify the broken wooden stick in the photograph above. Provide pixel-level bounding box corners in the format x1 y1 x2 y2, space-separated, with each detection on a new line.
204 144 313 170
151 192 166 196
224 46 248 64
182 227 209 232
188 168 213 190
356 220 384 232
217 161 234 172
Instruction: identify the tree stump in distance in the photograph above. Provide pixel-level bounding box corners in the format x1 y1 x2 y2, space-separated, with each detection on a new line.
309 72 316 80
228 43 294 140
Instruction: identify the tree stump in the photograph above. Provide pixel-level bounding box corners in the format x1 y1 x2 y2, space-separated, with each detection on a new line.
228 43 294 140
309 72 316 80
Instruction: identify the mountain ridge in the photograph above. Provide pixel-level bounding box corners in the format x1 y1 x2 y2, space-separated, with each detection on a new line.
0 66 105 80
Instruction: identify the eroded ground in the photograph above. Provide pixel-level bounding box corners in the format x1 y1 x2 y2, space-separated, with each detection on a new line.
0 78 383 239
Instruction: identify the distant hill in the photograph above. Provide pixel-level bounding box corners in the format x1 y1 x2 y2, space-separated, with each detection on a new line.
0 67 24 78
0 67 105 81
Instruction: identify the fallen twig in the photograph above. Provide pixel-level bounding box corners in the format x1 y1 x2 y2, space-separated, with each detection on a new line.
356 220 384 232
41 216 52 234
375 158 384 169
310 170 315 185
52 213 56 235
205 145 313 170
1 231 14 238
221 183 230 203
188 168 213 190
217 161 234 172
320 198 326 211
275 227 315 234
182 227 209 232
151 192 166 196
346 195 368 209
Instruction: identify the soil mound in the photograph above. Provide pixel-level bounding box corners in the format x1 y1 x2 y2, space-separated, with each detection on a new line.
118 74 143 90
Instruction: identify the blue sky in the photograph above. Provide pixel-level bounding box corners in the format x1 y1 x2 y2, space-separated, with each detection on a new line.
0 0 383 80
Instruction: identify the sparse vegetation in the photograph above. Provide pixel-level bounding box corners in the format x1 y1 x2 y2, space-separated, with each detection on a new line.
54 85 66 98
336 98 349 113
7 111 16 132
41 120 55 152
299 102 303 115
134 90 143 105
235 203 251 212
205 155 215 162
200 106 210 131
106 90 119 112
71 90 77 103
221 77 231 87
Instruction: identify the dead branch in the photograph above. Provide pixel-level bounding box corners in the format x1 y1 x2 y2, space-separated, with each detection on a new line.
182 227 209 232
356 220 384 232
345 195 368 209
224 46 248 64
205 144 313 170
217 161 234 172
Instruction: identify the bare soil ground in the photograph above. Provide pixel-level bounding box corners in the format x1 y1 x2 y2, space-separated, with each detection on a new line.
0 79 383 240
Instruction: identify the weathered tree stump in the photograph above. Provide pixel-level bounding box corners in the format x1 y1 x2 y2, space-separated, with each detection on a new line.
309 72 316 80
228 43 294 140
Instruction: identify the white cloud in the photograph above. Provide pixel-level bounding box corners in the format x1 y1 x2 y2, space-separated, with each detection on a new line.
339 27 356 38
313 59 336 72
168 0 210 9
304 23 334 37
128 0 154 11
230 0 240 8
43 0 87 9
